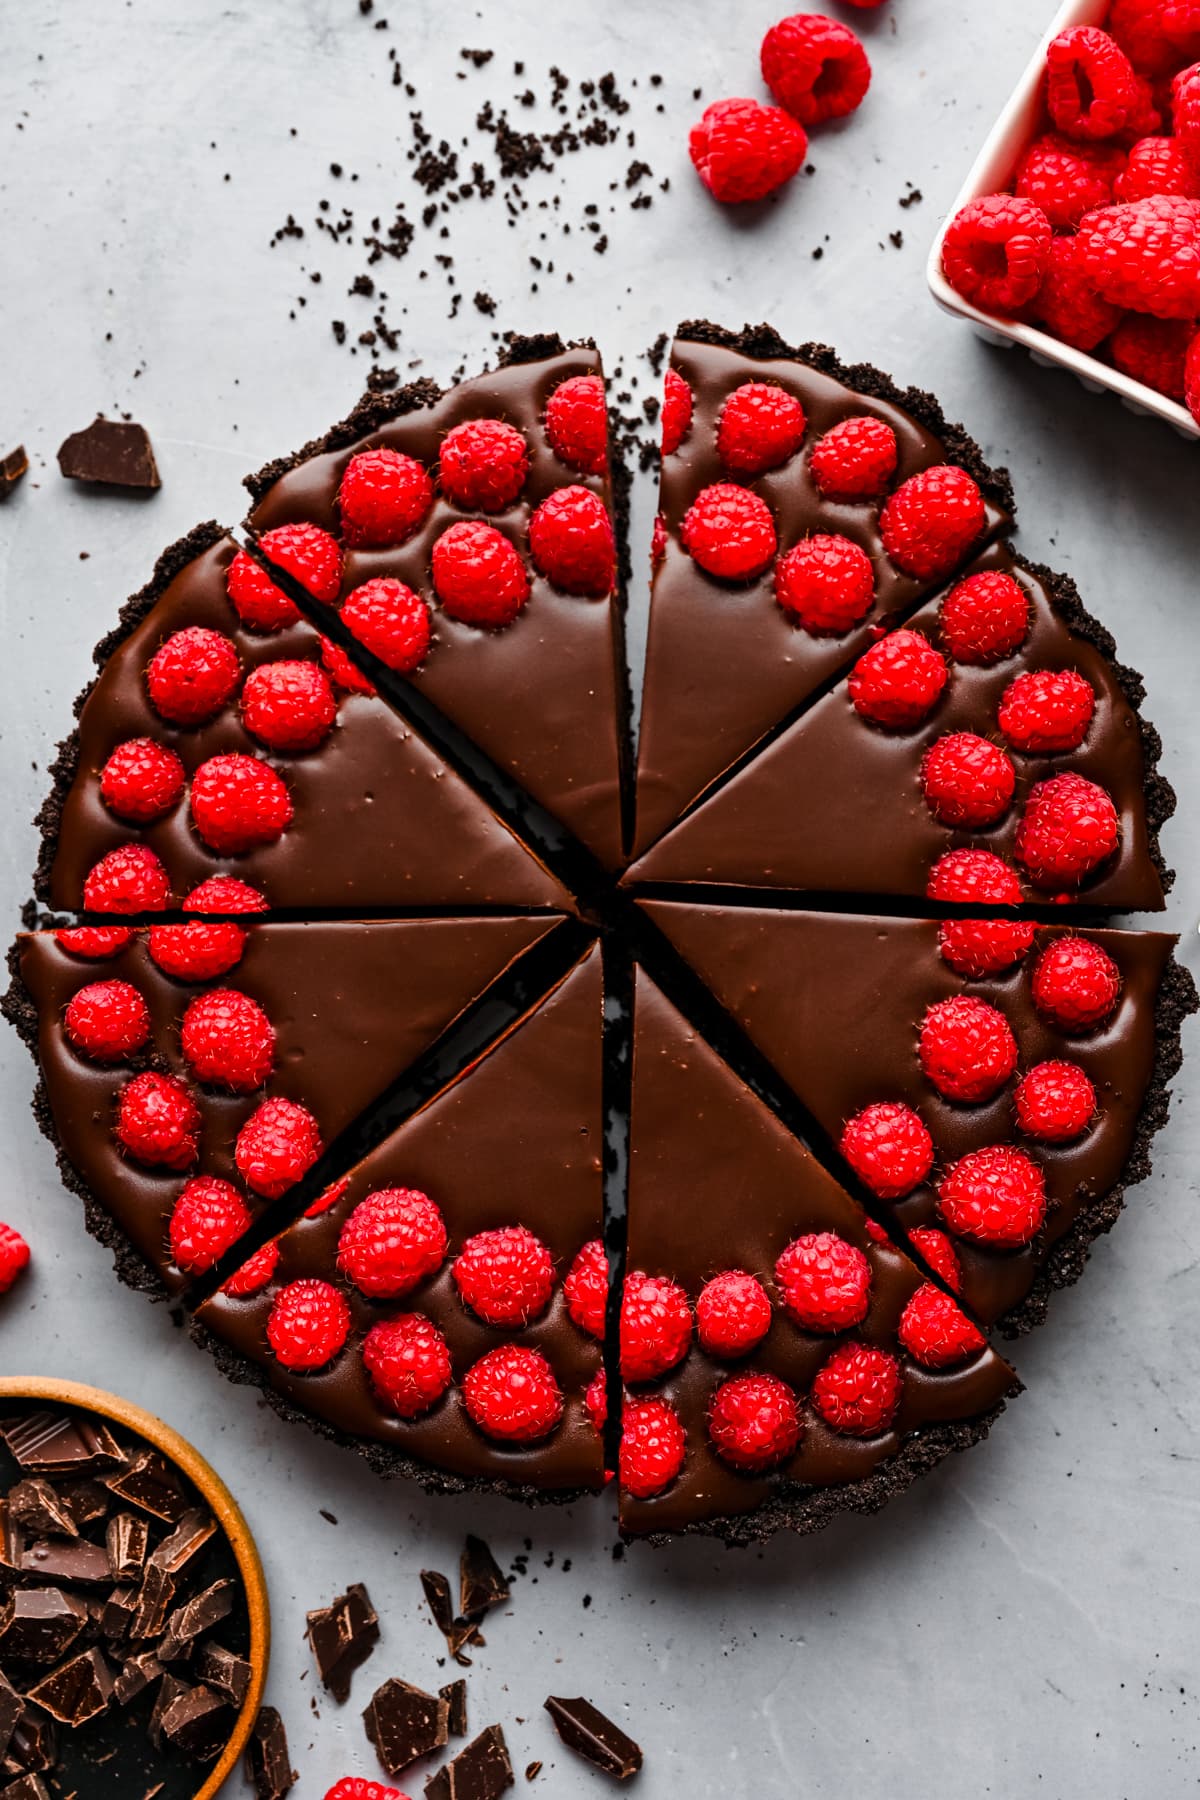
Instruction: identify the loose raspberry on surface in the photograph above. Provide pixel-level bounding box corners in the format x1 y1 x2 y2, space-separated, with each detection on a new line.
939 1145 1047 1247
544 374 609 475
342 578 433 670
810 1342 902 1436
1015 134 1125 229
240 660 337 753
808 414 898 501
774 533 874 633
189 753 293 854
695 1269 773 1359
681 483 777 582
619 1398 687 1499
716 381 806 475
168 1176 252 1275
940 195 1053 314
116 1071 201 1171
620 1270 694 1381
266 1278 352 1372
56 926 135 959
83 846 172 914
362 1313 453 1420
146 626 241 727
775 1232 871 1333
1109 314 1194 401
338 447 435 548
1027 235 1123 353
320 633 377 696
148 919 247 981
1046 26 1140 139
235 1096 322 1199
222 1238 280 1298
840 1101 934 1200
918 996 1018 1104
438 417 530 512
431 521 531 627
879 465 987 580
939 570 1030 665
1115 134 1200 203
324 1780 406 1800
898 1284 986 1370
528 486 616 596
1015 1060 1098 1142
181 989 275 1093
848 628 948 729
0 1224 30 1295
760 13 871 126
563 1238 609 1340
64 979 151 1063
661 368 694 456
998 668 1096 753
908 1225 963 1292
1076 196 1200 318
461 1345 564 1442
1015 772 1119 889
337 1187 448 1299
183 875 269 915
452 1224 555 1328
1031 935 1122 1031
99 739 186 824
688 97 808 205
920 732 1016 828
708 1372 801 1470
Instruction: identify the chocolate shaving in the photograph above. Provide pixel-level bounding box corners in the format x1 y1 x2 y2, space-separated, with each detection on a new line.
25 1649 114 1727
544 1695 642 1780
440 1679 468 1738
459 1536 509 1622
424 1724 514 1800
363 1677 448 1775
244 1706 297 1799
56 418 160 490
305 1580 379 1703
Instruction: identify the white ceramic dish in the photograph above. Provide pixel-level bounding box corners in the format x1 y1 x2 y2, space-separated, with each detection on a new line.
926 0 1200 441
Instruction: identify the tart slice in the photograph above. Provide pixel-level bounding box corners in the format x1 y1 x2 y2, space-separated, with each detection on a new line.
195 942 606 1502
643 902 1194 1334
8 915 562 1294
39 524 569 914
619 970 1017 1543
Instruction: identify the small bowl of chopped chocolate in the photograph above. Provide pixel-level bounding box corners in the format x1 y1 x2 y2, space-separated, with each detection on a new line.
0 1376 269 1800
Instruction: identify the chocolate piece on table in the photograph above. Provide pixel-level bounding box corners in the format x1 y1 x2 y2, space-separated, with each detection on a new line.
420 1571 477 1659
102 1450 187 1524
424 1724 514 1800
440 1680 468 1738
245 1706 297 1800
159 1683 230 1763
0 1589 88 1664
25 1648 114 1727
157 1578 235 1662
0 446 27 499
0 1676 21 1761
194 1641 252 1706
0 1776 50 1800
113 1650 165 1706
0 1412 123 1476
56 418 160 490
106 1511 149 1581
458 1537 509 1623
18 1538 111 1587
7 1482 78 1540
544 1696 643 1780
148 1674 189 1749
305 1580 379 1703
363 1678 449 1776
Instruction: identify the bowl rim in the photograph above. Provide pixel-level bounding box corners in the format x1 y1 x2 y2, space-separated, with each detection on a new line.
0 1374 270 1800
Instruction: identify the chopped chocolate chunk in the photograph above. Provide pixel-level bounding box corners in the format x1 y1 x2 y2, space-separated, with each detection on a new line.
0 1589 88 1664
0 1504 21 1571
194 1641 251 1707
2 1711 55 1773
459 1536 509 1622
25 1648 114 1727
159 1682 230 1762
305 1580 379 1702
440 1679 468 1738
0 1676 21 1761
420 1570 477 1658
129 1565 177 1640
148 1674 189 1750
524 1763 541 1782
245 1706 297 1799
8 1482 78 1540
1 1412 122 1475
106 1511 149 1581
19 1537 111 1587
425 1724 514 1800
58 1481 110 1528
544 1696 642 1780
157 1578 235 1662
363 1677 448 1775
0 1776 50 1800
56 418 160 490
102 1450 187 1523
100 1587 138 1640
0 447 27 498
112 1650 164 1706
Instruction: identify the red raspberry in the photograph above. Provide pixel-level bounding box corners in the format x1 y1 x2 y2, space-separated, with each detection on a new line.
688 97 808 205
1046 26 1140 139
226 548 303 633
181 989 275 1093
863 1216 889 1244
650 512 668 567
189 754 292 853
56 927 135 958
1110 0 1200 75
661 368 694 455
438 417 530 511
461 1345 563 1441
938 918 1036 979
321 634 377 696
926 847 1023 906
146 627 241 726
99 739 186 824
324 1782 405 1800
362 1313 453 1419
998 668 1095 753
1015 772 1119 889
1014 133 1125 229
64 979 151 1062
940 1145 1047 1247
708 1372 800 1470
1116 134 1200 202
563 1238 608 1339
1186 330 1200 423
879 466 987 580
848 629 948 729
809 415 898 500
241 661 337 752
908 1225 962 1292
235 1096 322 1199
619 1397 688 1498
452 1224 555 1327
1109 314 1194 400
620 1270 693 1381
431 521 531 627
940 195 1053 314
681 483 777 582
1015 1060 1097 1142
1076 196 1200 318
716 382 806 475
266 1278 351 1372
918 996 1018 1103
774 534 874 633
775 1232 871 1332
760 13 871 126
116 1071 200 1171
0 1224 30 1295
168 1176 251 1274
183 875 268 915
811 1342 902 1435
584 1369 608 1433
544 376 608 476
1174 58 1200 155
528 486 616 596
83 846 171 914
939 570 1030 665
920 732 1016 828
306 1176 349 1218
338 448 434 548
148 920 247 981
898 1284 986 1370
253 521 342 607
1031 935 1122 1032
695 1269 772 1358
337 1187 447 1299
839 1102 934 1200
1027 235 1123 352
222 1238 280 1298
341 578 432 670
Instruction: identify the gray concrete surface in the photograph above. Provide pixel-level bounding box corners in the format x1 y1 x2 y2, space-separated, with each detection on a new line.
2 1 1200 1794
